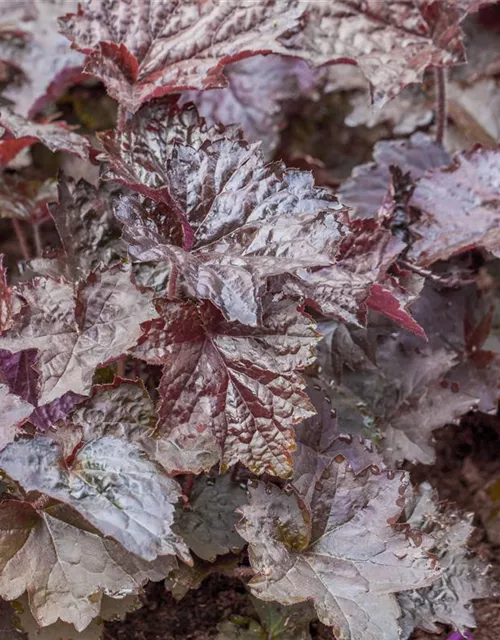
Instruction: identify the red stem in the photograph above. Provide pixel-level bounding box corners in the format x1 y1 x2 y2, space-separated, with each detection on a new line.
230 567 255 578
11 218 30 261
434 67 447 145
117 104 128 131
168 264 179 299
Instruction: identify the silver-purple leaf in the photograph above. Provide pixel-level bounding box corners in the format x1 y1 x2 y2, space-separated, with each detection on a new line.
0 435 190 563
237 466 440 640
0 266 158 404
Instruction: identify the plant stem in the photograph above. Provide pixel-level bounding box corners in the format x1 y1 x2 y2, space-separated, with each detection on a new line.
33 222 43 257
11 218 30 261
116 357 126 378
230 567 255 578
117 104 128 131
168 264 179 299
434 67 447 145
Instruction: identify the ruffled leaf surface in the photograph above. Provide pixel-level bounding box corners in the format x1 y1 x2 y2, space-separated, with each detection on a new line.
237 465 440 640
0 500 176 631
0 435 190 562
134 298 318 477
0 266 157 404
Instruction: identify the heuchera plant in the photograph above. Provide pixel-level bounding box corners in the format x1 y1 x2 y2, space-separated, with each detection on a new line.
0 1 498 639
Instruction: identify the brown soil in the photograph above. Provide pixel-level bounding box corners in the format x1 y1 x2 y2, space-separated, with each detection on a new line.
105 418 500 640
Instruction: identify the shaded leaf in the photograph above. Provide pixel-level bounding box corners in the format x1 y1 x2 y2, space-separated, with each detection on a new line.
217 599 315 640
293 376 386 496
251 598 315 640
165 555 238 601
175 474 247 562
12 592 139 640
181 55 316 158
0 266 157 404
0 175 56 223
59 0 304 113
46 175 124 280
0 499 176 631
0 0 83 117
0 435 190 562
408 146 500 265
397 482 492 639
338 133 451 220
237 466 440 640
317 321 477 465
0 383 33 451
0 108 90 165
217 618 266 640
134 299 318 477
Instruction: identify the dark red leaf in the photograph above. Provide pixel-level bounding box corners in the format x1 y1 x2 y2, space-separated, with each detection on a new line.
59 0 304 113
0 108 91 165
133 298 318 477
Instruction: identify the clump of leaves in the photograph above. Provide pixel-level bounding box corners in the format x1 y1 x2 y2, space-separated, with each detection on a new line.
0 1 498 639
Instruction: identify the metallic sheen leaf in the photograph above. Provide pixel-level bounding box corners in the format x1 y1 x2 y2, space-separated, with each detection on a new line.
59 0 304 113
0 500 176 631
237 466 440 640
134 299 319 477
0 435 190 563
0 108 90 164
0 266 158 404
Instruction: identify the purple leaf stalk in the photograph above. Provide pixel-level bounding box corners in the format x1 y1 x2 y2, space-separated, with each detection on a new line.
447 632 474 640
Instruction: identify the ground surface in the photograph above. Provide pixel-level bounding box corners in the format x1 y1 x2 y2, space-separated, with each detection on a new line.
105 418 500 640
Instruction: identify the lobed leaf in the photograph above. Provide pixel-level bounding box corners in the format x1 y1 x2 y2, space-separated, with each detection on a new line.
408 146 500 265
0 435 190 562
398 483 492 638
337 133 451 220
46 175 124 280
0 266 158 404
237 465 440 640
59 0 481 112
315 319 478 466
105 100 412 328
11 592 140 640
134 298 319 477
59 0 304 113
0 108 90 166
0 499 176 631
